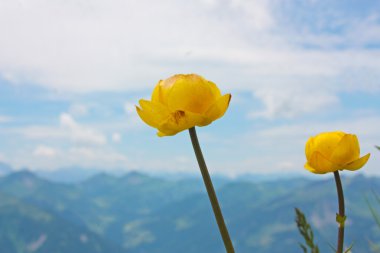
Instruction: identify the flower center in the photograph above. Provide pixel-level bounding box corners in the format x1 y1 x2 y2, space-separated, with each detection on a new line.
171 110 185 124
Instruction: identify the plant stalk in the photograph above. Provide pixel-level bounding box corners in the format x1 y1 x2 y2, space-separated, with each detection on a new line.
188 127 235 253
334 171 345 253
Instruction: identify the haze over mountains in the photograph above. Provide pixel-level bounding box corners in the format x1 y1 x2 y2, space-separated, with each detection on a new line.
0 163 379 253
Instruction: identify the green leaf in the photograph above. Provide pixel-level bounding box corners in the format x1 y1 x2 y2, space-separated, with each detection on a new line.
295 208 320 253
344 243 354 253
372 189 380 205
327 242 336 253
368 239 380 253
376 145 380 151
299 243 307 253
366 197 380 228
366 191 380 253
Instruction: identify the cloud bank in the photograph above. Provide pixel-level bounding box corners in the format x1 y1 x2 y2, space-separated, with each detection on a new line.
1 0 379 94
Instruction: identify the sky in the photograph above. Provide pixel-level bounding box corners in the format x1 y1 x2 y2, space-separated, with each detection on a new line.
0 0 379 177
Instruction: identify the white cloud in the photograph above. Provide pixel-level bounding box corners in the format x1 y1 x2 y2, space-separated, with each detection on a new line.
0 115 12 123
63 147 129 170
69 104 88 117
68 147 95 159
60 113 77 128
60 113 107 145
228 0 275 31
9 145 130 171
290 13 380 49
33 145 57 158
198 0 218 8
128 155 196 174
124 102 136 115
276 161 296 170
1 0 240 92
256 116 380 140
18 126 67 139
112 132 122 143
0 111 133 170
249 88 339 119
0 0 378 100
10 113 107 145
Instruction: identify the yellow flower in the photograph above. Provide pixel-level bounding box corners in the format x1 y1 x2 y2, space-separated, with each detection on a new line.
305 131 370 174
136 74 231 137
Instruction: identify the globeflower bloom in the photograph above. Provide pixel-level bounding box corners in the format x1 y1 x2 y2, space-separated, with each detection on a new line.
136 74 231 136
303 131 370 253
305 131 370 174
136 73 235 252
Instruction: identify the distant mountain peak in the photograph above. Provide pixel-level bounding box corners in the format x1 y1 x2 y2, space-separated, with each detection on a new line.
125 171 146 178
8 169 36 179
0 161 12 176
82 172 116 185
121 171 151 185
0 170 43 191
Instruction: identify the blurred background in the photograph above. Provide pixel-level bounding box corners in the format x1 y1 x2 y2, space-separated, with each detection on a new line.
0 0 379 252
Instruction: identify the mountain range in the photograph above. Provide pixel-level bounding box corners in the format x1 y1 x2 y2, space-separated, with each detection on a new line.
0 167 379 253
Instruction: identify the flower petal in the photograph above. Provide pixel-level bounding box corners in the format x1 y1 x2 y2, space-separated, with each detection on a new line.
205 94 231 121
330 134 360 165
304 162 322 174
305 137 315 161
307 151 335 174
136 100 170 128
312 131 345 159
151 80 171 105
157 110 211 137
157 131 168 137
343 153 370 171
167 74 219 114
207 80 222 98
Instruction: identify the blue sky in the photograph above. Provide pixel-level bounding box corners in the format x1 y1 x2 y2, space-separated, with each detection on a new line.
0 0 379 176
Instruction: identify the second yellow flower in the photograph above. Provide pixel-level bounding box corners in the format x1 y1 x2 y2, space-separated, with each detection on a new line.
305 131 370 174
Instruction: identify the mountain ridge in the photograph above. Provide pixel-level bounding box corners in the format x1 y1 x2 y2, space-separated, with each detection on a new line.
0 170 379 252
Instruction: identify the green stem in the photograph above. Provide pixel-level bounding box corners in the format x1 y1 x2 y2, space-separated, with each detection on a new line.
334 171 345 253
188 127 235 253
